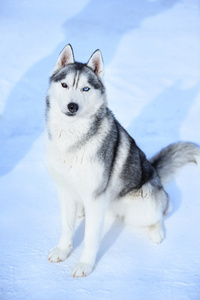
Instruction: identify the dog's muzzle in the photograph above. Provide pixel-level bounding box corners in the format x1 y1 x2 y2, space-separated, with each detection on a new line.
66 102 79 116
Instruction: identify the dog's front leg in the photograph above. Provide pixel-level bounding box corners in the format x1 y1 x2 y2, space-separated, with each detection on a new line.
72 199 106 277
48 186 77 263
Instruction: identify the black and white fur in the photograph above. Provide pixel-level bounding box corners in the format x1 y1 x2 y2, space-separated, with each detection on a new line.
45 44 200 277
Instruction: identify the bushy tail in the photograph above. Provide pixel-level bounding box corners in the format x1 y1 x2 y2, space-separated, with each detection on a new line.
150 142 200 186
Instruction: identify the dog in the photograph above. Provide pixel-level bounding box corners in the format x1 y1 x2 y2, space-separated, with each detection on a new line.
45 44 200 277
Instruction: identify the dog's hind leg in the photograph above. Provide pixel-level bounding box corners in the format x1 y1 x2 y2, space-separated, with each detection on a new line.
147 186 168 244
121 180 168 244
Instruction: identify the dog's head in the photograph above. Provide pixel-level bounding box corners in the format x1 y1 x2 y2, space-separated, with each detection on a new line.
48 44 106 119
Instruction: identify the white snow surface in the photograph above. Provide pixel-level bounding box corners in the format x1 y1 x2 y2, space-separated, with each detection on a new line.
0 0 200 299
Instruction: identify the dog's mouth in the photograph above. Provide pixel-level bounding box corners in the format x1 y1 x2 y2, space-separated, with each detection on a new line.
64 112 77 117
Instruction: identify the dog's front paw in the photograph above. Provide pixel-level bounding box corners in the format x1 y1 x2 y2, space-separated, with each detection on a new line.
77 205 85 218
72 262 94 278
48 246 71 263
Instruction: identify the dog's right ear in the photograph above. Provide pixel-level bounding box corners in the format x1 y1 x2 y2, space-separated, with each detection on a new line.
54 44 75 72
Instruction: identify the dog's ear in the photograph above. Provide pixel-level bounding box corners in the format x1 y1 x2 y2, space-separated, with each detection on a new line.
54 44 75 72
87 50 104 79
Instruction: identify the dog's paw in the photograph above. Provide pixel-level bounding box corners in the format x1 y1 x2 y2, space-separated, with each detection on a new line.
72 262 94 278
77 205 85 218
148 226 164 244
48 246 71 263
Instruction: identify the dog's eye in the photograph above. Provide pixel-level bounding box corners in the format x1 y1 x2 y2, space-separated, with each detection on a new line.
61 82 68 88
82 86 90 92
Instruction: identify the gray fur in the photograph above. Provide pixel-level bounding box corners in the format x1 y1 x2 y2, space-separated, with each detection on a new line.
150 142 200 185
95 112 158 198
87 72 105 93
50 63 85 83
45 95 50 117
95 112 121 197
45 95 51 139
69 105 106 152
118 134 156 197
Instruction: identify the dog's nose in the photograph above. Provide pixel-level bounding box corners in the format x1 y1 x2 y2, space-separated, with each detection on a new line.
67 102 79 114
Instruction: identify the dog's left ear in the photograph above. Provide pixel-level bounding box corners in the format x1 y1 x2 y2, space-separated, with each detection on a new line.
54 44 75 72
87 50 104 79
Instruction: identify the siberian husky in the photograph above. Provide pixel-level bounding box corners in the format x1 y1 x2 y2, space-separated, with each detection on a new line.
45 44 200 277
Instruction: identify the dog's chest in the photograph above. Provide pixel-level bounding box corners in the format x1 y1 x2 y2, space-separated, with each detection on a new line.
46 140 102 195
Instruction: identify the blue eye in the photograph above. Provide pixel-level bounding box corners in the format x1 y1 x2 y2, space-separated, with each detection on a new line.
82 86 90 92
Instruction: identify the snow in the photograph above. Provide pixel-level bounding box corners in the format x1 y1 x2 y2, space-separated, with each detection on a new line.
0 0 200 299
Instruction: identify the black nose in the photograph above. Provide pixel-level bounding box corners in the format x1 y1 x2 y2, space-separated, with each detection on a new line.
67 102 79 114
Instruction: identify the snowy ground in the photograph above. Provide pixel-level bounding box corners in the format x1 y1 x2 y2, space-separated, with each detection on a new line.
0 0 200 299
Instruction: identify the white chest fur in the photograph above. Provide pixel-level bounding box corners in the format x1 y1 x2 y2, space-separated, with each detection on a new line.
45 134 104 202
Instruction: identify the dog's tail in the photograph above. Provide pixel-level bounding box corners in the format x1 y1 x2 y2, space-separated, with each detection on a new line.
150 142 200 186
